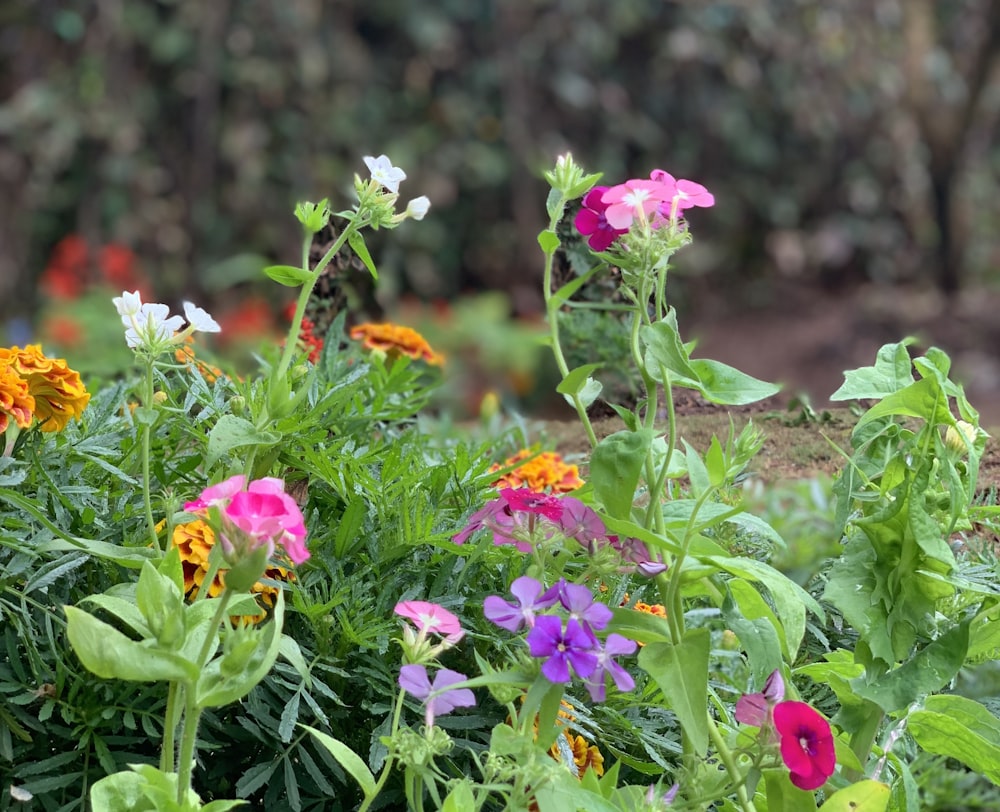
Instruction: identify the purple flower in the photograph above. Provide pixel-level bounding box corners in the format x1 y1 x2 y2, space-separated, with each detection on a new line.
557 498 608 550
452 498 508 546
557 581 612 639
483 576 561 632
398 664 476 728
609 535 667 577
574 186 628 251
583 634 638 702
526 615 598 683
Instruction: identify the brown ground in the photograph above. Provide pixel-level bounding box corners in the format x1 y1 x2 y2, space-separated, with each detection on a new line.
536 281 1000 490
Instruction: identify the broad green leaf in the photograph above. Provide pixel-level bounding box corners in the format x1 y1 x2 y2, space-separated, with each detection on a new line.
831 340 915 400
854 376 954 429
908 695 1000 784
303 725 377 798
967 602 1000 664
640 311 698 381
557 363 603 397
205 414 282 468
263 264 314 286
678 359 781 406
79 594 150 638
64 606 199 683
590 429 655 520
638 628 709 756
851 622 969 712
534 762 619 812
763 767 818 811
819 780 889 811
440 781 476 812
537 228 560 253
90 772 152 812
347 230 378 279
727 579 788 667
608 607 673 646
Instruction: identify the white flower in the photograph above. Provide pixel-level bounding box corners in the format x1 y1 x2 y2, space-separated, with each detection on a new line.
363 154 407 193
183 301 221 333
113 290 143 320
124 303 184 349
405 196 431 221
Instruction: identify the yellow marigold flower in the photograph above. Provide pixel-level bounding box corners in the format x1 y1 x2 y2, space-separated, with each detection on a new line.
0 345 88 432
349 322 444 365
175 336 223 384
0 361 34 433
490 449 584 494
169 519 291 624
550 732 604 778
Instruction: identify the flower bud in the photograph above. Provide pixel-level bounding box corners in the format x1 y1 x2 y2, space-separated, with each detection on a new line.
944 420 977 454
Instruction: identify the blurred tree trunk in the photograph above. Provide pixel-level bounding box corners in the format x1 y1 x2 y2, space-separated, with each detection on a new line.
903 0 1000 294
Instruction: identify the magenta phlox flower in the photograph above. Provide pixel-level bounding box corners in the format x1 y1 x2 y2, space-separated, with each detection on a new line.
583 633 638 701
184 475 247 512
735 669 785 728
601 180 670 230
672 179 715 210
398 664 476 728
773 701 836 791
500 488 563 520
483 576 561 632
452 489 567 552
558 498 608 550
526 615 598 683
574 185 628 251
394 600 464 645
557 581 612 639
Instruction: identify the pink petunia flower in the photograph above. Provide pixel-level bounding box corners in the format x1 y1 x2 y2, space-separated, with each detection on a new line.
394 600 464 645
773 701 836 791
398 664 475 728
574 186 629 251
601 180 671 230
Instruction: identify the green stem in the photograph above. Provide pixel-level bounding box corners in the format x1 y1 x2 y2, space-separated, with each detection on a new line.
707 711 757 812
161 681 180 774
140 359 161 556
358 688 408 812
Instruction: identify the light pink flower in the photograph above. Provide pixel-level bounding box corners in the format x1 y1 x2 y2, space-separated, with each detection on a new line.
673 179 715 210
601 180 670 230
394 600 464 645
184 475 246 512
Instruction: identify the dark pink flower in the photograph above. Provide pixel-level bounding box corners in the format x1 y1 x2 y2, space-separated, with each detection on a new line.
773 701 836 791
557 498 608 549
735 669 785 728
452 488 571 552
601 180 671 229
398 664 476 727
526 615 599 683
574 186 628 251
500 488 563 520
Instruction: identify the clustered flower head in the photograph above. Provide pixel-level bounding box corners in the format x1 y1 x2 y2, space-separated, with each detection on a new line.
358 154 431 228
349 322 444 366
0 344 89 436
489 449 584 494
735 669 836 791
166 519 291 623
575 168 714 252
113 290 221 356
485 576 637 702
184 475 309 566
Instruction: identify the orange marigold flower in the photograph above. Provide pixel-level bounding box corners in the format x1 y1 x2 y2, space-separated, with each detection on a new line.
175 337 224 384
349 322 444 365
169 519 291 624
550 732 605 778
630 600 668 648
0 345 88 432
0 362 35 434
490 449 584 494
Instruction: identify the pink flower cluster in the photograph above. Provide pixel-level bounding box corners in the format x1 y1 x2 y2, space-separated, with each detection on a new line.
485 576 637 702
453 487 665 576
184 475 309 565
574 169 714 251
735 670 836 791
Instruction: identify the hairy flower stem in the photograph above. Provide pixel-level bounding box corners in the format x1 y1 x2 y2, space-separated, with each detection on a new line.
160 681 180 774
707 711 757 812
358 688 407 812
140 359 161 556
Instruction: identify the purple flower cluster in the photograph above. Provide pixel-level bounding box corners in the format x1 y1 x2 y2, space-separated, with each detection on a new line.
453 487 666 576
484 576 637 702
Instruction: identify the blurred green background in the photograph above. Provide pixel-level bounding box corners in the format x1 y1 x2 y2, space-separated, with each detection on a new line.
3 0 1000 409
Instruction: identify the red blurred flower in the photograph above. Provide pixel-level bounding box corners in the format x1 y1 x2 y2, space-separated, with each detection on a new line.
39 235 89 300
98 244 142 290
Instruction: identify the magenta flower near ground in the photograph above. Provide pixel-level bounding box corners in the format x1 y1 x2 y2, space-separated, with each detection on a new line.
398 664 476 728
483 576 560 632
500 488 563 521
184 474 247 512
574 185 628 251
772 701 836 791
601 180 670 229
557 581 612 639
583 633 638 701
451 488 571 552
526 615 598 683
394 600 464 645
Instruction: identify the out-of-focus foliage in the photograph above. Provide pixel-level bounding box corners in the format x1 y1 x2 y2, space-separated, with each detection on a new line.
2 0 999 332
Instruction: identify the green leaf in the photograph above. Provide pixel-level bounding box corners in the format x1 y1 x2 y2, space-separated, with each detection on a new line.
608 607 673 646
726 580 787 671
302 724 377 799
537 228 560 253
638 628 710 756
90 772 153 812
589 429 655 520
908 695 1000 784
819 780 890 811
347 230 378 279
640 311 699 381
64 606 199 683
854 377 954 429
763 767 818 811
440 780 476 812
967 602 1000 664
205 415 282 468
263 264 314 287
677 359 781 406
851 622 969 712
557 362 604 407
831 340 915 400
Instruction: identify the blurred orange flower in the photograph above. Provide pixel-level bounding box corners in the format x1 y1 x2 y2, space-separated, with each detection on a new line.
169 519 291 624
175 337 224 384
490 449 584 494
0 362 35 434
349 322 444 365
0 345 89 432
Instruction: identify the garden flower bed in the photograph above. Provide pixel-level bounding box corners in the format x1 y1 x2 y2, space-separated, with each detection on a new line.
2 155 1000 812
